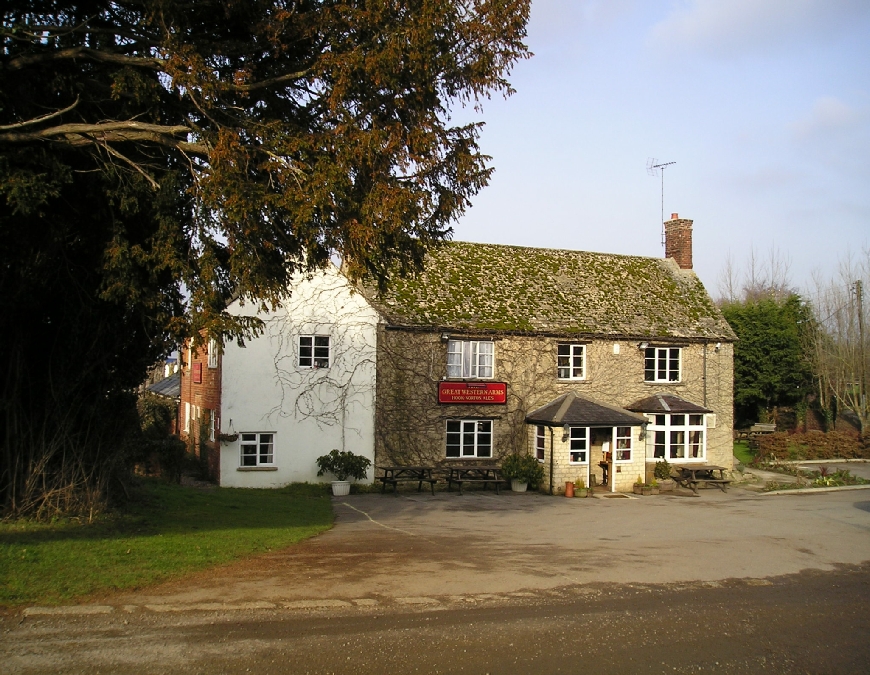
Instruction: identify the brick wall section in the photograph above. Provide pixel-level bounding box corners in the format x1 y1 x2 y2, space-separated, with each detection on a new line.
178 337 222 482
665 217 693 270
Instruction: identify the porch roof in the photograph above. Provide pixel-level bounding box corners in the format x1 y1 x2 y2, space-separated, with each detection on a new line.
146 372 180 400
525 392 647 427
625 393 711 414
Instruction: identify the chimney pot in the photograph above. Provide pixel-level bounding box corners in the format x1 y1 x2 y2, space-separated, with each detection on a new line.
664 215 693 270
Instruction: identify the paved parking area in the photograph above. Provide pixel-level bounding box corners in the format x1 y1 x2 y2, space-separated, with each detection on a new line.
105 484 870 611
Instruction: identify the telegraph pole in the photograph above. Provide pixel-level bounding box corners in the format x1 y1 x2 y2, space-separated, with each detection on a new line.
857 280 867 425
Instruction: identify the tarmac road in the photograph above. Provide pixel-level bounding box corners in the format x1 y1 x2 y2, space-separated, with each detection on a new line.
3 484 870 673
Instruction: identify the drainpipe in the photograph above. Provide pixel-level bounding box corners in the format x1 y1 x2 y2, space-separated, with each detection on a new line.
549 426 555 495
703 342 708 408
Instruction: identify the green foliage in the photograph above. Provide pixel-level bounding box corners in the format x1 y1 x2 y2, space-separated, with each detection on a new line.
0 1 530 515
721 295 815 428
315 450 372 482
0 480 333 606
135 394 186 483
653 459 673 481
500 453 545 486
755 431 868 461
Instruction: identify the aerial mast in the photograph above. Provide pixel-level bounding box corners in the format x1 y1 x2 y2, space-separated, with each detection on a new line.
647 158 676 246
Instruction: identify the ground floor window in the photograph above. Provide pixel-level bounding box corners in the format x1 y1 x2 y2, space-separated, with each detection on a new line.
648 414 705 460
569 427 589 464
614 426 633 461
240 432 275 466
446 420 492 458
535 425 546 461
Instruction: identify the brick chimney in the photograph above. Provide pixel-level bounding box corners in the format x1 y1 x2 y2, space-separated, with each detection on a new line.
664 213 693 270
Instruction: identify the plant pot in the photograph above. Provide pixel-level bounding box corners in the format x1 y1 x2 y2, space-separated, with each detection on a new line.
564 481 575 498
642 486 652 496
576 486 588 497
650 486 660 495
659 479 675 492
511 479 528 492
331 481 351 496
633 484 643 495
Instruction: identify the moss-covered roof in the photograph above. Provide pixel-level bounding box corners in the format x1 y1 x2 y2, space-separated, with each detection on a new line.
360 241 736 340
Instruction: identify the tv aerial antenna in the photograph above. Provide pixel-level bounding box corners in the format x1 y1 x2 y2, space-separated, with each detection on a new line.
647 158 676 247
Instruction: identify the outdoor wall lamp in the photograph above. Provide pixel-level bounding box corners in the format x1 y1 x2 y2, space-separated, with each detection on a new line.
562 424 570 442
441 333 450 342
714 342 721 352
638 341 649 350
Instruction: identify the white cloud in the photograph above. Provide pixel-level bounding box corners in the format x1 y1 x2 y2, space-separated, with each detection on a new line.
791 97 868 139
648 0 870 56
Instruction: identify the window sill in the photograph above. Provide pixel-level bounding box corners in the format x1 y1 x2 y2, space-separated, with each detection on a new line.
644 381 683 385
237 466 278 471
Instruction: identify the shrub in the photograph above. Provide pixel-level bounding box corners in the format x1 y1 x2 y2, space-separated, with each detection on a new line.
500 453 545 487
653 459 673 481
755 431 867 462
315 450 372 482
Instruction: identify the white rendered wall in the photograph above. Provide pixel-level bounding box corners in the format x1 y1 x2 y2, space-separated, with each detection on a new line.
220 265 379 487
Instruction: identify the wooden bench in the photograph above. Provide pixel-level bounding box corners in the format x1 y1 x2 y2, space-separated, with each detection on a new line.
672 465 731 495
377 467 438 496
737 423 776 440
445 466 506 495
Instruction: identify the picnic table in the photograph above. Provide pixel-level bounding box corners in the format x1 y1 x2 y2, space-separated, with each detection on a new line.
446 465 506 495
376 466 439 495
672 464 731 495
736 423 776 440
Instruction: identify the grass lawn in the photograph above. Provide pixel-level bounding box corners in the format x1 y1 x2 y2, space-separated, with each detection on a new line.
734 440 755 465
0 480 333 607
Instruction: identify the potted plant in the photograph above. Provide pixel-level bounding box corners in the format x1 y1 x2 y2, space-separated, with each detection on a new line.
633 475 644 495
650 478 660 495
574 477 592 498
501 453 545 492
315 449 372 496
654 459 675 491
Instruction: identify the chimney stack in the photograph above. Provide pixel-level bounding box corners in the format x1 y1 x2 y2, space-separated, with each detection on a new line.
664 213 693 270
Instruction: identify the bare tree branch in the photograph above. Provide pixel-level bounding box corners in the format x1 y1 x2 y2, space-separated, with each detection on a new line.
0 97 80 131
4 46 164 71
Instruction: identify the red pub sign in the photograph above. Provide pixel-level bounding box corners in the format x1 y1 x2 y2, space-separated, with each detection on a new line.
438 382 507 404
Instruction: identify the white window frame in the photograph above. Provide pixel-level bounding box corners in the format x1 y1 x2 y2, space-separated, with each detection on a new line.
557 344 586 380
207 338 218 369
647 413 706 461
613 426 633 462
183 402 191 433
535 425 546 462
644 347 682 383
447 340 494 379
568 426 589 465
298 335 330 369
207 409 216 442
446 419 493 458
240 432 275 467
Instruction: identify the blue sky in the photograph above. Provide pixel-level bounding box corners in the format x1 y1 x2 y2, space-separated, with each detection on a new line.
451 0 870 297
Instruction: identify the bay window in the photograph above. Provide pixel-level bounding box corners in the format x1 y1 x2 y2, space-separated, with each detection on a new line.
649 414 706 460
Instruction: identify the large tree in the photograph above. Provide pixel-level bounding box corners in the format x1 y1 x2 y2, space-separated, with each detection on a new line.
721 295 815 429
0 1 530 515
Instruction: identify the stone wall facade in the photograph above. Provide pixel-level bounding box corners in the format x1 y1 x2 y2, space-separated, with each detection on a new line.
375 329 734 492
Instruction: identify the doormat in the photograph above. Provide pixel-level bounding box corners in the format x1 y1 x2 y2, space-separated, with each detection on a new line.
600 493 631 499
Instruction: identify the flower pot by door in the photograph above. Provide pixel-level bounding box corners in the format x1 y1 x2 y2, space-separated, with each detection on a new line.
564 481 575 498
511 480 528 492
331 481 351 496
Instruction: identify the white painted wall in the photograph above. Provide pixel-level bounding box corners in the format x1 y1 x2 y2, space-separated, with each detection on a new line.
220 265 379 487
